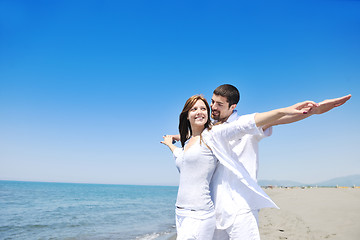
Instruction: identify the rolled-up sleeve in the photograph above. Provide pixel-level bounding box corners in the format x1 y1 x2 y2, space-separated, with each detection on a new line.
263 126 272 136
255 125 273 141
211 113 262 142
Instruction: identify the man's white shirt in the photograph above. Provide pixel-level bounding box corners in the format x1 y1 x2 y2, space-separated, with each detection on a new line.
226 110 272 181
209 111 276 229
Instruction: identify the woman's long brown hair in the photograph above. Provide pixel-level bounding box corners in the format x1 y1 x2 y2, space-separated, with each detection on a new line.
178 95 212 148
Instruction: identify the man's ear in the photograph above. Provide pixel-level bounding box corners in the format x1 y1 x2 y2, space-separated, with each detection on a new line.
230 104 237 111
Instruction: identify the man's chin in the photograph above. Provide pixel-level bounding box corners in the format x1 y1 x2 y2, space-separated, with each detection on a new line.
211 114 219 120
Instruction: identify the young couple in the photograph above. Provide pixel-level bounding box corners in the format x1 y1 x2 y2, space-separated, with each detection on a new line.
161 84 351 240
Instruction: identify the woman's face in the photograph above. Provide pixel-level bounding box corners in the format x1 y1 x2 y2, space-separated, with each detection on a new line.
188 100 208 129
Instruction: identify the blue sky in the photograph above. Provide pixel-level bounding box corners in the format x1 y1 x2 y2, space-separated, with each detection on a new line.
1 0 359 186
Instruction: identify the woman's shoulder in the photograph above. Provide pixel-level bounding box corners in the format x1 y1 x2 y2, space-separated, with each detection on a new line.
173 147 184 158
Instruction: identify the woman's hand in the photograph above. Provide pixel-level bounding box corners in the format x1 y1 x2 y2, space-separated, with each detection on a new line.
161 135 175 146
282 101 318 115
160 135 178 153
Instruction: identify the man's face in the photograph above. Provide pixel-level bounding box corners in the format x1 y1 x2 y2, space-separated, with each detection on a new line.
210 94 235 122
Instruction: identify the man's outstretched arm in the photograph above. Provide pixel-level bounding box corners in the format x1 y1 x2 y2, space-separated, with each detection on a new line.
262 94 351 130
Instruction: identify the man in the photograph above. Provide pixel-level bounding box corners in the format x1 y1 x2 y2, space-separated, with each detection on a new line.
210 85 270 240
209 84 351 240
169 84 351 240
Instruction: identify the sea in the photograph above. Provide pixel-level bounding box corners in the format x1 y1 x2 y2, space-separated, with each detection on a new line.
0 180 178 240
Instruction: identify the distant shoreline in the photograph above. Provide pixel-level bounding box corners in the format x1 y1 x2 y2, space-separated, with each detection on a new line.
3 179 360 189
2 174 359 187
258 174 360 188
0 179 179 188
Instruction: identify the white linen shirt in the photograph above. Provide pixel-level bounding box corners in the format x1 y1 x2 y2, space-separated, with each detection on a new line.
204 112 279 229
225 110 272 181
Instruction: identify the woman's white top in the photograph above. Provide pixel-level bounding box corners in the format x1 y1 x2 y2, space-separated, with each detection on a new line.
174 138 218 214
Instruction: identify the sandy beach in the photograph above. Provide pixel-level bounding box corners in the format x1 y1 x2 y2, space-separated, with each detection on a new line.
168 187 360 240
260 187 360 239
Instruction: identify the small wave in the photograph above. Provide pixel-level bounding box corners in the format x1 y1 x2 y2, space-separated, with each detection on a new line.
28 224 48 228
135 231 175 240
136 232 160 240
0 224 48 231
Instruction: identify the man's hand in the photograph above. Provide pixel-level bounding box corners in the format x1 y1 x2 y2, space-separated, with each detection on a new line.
261 94 351 130
282 101 318 115
310 94 351 115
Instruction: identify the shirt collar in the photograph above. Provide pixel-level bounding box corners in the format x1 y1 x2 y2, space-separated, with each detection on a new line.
226 110 238 123
212 110 238 124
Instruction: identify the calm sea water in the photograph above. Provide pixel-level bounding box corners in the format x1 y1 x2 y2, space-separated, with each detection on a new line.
0 181 178 240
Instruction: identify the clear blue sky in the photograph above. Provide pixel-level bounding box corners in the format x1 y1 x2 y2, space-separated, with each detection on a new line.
1 0 359 186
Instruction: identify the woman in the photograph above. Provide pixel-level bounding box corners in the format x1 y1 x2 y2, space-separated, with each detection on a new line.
161 95 316 240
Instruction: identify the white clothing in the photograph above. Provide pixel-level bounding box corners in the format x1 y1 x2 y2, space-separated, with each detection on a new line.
174 139 218 211
176 210 216 240
212 210 260 240
176 207 215 220
172 137 218 239
214 110 272 181
202 113 278 230
210 111 275 230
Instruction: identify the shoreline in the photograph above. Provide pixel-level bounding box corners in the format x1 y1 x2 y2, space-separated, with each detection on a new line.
167 234 176 240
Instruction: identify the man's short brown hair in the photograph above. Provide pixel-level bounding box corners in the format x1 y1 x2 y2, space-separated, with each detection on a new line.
213 84 240 107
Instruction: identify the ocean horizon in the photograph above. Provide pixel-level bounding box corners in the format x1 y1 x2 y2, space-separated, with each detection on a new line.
0 180 178 240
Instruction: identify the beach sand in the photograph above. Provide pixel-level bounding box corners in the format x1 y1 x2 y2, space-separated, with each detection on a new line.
259 187 360 239
168 187 360 240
